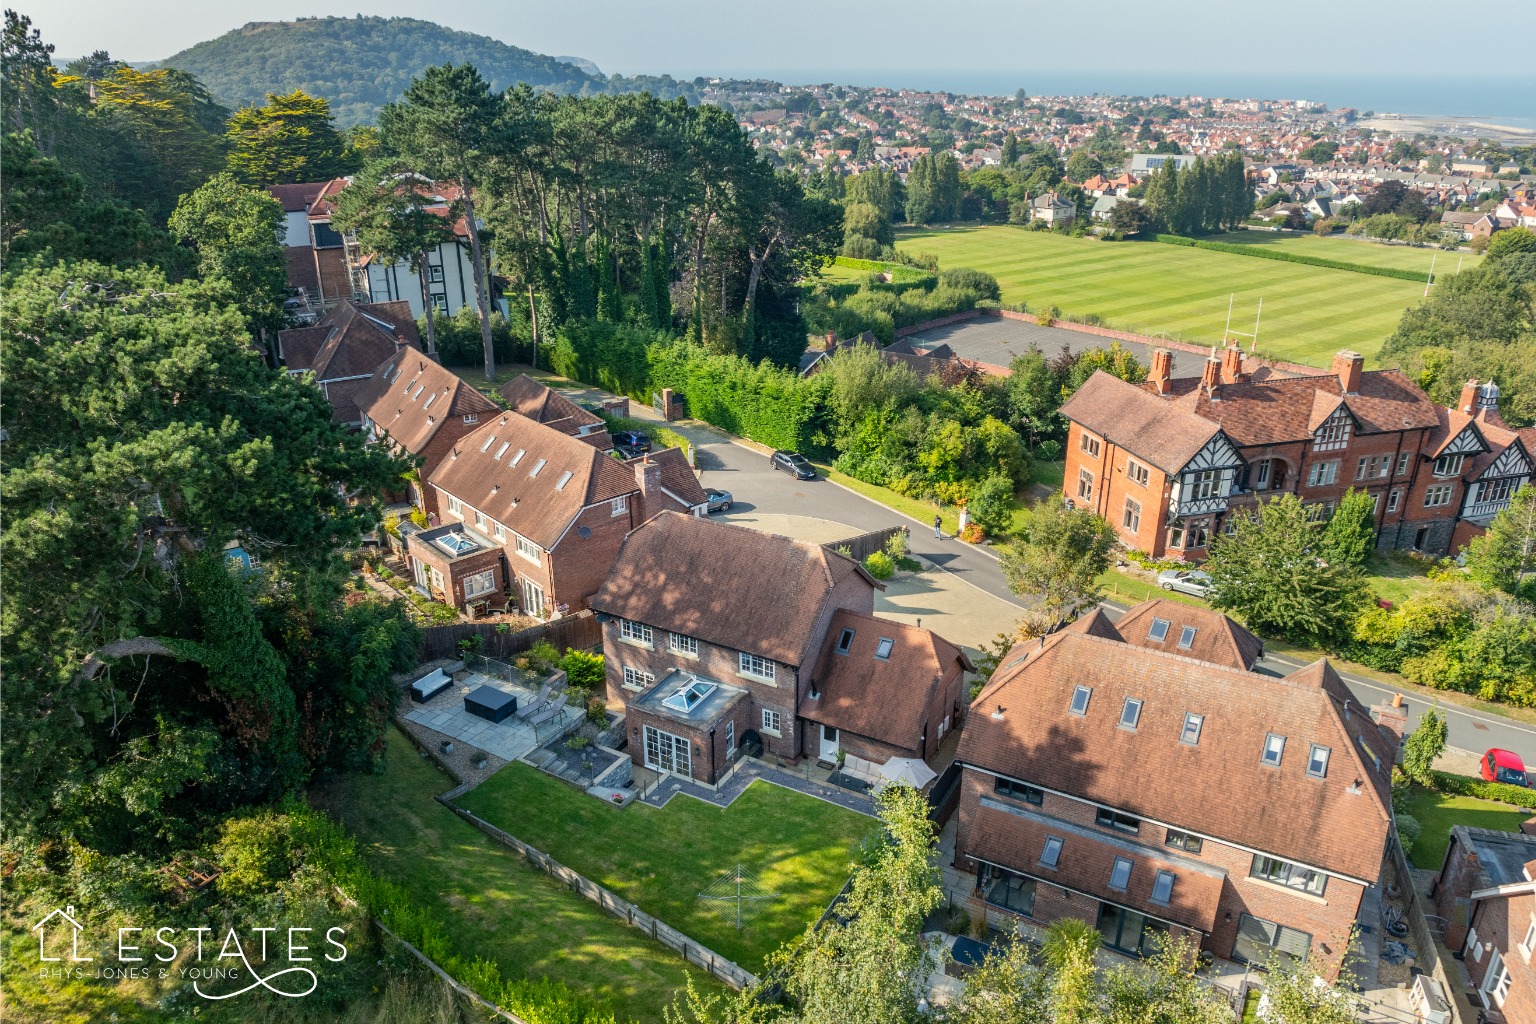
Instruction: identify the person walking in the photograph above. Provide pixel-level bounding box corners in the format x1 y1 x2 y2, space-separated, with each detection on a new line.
933 513 943 539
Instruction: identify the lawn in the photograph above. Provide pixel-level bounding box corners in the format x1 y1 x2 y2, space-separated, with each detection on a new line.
1204 230 1482 276
458 763 878 970
1398 786 1530 868
316 727 718 1021
1364 552 1436 606
896 225 1427 367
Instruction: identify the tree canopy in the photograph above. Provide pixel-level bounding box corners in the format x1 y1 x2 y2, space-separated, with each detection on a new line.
224 89 356 185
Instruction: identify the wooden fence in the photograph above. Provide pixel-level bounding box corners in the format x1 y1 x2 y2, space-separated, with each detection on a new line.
419 610 602 662
442 802 760 992
825 525 908 563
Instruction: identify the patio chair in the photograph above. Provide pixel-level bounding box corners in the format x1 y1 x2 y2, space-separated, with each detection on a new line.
514 681 554 719
527 693 569 727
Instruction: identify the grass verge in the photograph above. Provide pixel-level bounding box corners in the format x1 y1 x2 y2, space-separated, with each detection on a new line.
458 764 877 971
315 727 718 1021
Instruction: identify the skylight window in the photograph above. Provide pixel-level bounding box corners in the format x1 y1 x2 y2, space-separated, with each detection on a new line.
495 442 510 460
529 458 547 478
510 449 526 466
1040 836 1063 869
1262 733 1286 767
836 628 854 654
411 384 425 399
661 678 717 714
1181 713 1203 745
1148 618 1171 642
1120 698 1143 730
1307 745 1331 778
1069 686 1092 716
1178 625 1197 649
555 470 573 491
423 392 438 410
480 435 497 452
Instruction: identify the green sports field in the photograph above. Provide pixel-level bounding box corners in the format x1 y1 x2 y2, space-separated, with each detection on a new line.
896 226 1431 366
1203 230 1482 275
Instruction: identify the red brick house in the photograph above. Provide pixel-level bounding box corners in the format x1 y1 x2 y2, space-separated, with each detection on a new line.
590 513 969 784
421 414 705 617
954 606 1393 978
498 374 614 451
1060 345 1533 559
1434 826 1536 1021
278 299 422 423
354 350 500 517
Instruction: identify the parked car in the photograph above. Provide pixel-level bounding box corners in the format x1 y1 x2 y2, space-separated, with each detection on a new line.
771 450 816 480
704 489 733 513
610 429 650 452
613 443 647 460
1481 749 1529 787
1156 569 1213 598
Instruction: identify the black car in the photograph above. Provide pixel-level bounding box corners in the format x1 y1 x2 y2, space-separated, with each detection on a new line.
613 443 647 460
610 429 651 452
771 450 816 480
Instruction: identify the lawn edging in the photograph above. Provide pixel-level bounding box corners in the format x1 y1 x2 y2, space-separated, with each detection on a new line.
441 799 760 992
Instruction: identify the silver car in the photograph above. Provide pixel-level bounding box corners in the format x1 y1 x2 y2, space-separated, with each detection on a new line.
704 489 733 513
1156 569 1213 598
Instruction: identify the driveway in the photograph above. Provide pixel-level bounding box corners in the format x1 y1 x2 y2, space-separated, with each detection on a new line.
539 371 1536 771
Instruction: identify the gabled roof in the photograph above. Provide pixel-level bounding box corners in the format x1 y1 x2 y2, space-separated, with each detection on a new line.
1060 371 1224 474
354 350 499 458
267 181 329 213
1426 407 1490 459
801 610 971 749
281 300 421 382
590 512 876 666
960 628 1392 882
1112 599 1264 671
427 412 639 550
497 375 611 448
626 447 708 512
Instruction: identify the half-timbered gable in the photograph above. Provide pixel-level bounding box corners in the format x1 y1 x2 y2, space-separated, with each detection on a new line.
1170 433 1243 518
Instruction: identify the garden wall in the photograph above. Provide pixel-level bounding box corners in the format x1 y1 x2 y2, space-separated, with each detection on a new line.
442 803 760 992
419 611 602 662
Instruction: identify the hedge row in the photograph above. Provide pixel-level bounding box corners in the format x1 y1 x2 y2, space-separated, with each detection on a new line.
832 256 934 283
1428 770 1536 809
648 337 819 452
1149 234 1430 282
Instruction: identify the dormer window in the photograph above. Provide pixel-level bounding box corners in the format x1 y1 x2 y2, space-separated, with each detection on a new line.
1069 685 1092 716
1148 618 1171 642
1314 414 1351 451
836 628 854 654
1119 698 1143 730
875 637 894 660
1262 733 1286 767
463 414 478 424
1178 626 1197 649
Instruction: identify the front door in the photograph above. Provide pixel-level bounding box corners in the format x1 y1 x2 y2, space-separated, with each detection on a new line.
820 724 840 761
643 725 691 778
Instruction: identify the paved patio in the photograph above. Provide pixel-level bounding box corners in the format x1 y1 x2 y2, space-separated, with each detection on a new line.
402 672 577 761
634 756 878 816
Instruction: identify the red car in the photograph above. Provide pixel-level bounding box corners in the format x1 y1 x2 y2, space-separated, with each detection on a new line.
1481 749 1529 787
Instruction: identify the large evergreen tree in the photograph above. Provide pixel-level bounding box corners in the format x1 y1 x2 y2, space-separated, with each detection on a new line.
225 88 354 185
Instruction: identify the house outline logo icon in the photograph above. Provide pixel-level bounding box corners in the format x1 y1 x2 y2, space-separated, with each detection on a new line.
33 905 92 962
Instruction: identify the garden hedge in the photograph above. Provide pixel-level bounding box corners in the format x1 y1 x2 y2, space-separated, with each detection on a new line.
1428 770 1536 809
1149 234 1430 282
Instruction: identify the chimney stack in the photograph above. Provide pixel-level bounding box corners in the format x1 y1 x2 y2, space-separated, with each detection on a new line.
1332 350 1364 395
1476 380 1504 425
1458 379 1481 415
1200 348 1221 393
1220 344 1245 385
1149 348 1173 395
634 457 661 500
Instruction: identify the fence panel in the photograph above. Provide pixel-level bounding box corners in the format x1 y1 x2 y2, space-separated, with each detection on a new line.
442 802 759 991
825 526 908 562
419 610 602 662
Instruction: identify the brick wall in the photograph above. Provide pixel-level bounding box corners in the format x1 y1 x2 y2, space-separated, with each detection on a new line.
546 499 639 613
1462 890 1536 1017
622 696 751 786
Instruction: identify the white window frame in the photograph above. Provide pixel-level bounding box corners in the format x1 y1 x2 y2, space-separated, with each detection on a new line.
623 666 656 691
514 533 542 565
1424 483 1455 508
1433 452 1465 478
1191 468 1220 500
1307 460 1339 487
1079 431 1101 457
1253 458 1272 490
1314 418 1351 451
427 264 445 283
760 708 782 735
612 495 628 517
1387 489 1401 513
619 619 654 647
725 719 736 758
739 652 775 682
669 632 699 657
1520 917 1536 962
446 495 463 516
1397 451 1412 475
1127 459 1149 486
463 569 496 599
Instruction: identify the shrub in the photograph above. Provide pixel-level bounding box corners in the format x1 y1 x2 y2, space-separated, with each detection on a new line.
1037 439 1063 461
883 529 910 561
558 649 604 690
937 267 1001 301
1395 813 1423 849
959 523 986 543
863 549 896 579
525 639 560 675
968 474 1017 538
1429 770 1536 808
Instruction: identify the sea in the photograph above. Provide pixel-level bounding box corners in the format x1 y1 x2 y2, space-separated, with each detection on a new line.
676 69 1536 131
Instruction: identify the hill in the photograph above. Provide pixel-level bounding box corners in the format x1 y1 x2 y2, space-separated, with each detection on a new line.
157 16 600 126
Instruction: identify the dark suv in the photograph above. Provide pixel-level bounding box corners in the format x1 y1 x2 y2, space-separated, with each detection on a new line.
610 429 651 453
771 450 816 480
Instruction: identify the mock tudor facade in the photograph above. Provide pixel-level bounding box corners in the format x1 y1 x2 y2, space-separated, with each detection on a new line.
955 603 1393 978
590 513 970 784
1061 345 1535 559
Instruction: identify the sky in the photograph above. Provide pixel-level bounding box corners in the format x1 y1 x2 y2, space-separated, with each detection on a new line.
33 0 1517 82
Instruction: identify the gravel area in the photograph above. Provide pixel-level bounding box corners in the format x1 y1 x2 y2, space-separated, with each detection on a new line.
394 714 509 792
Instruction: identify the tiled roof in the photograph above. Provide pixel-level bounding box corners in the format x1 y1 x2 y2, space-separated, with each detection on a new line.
267 181 329 212
283 246 321 296
1112 599 1264 671
287 300 419 383
959 629 1392 881
801 610 970 749
427 411 639 549
1060 372 1223 473
278 326 332 372
497 375 611 447
590 512 874 666
627 447 707 512
354 351 498 458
